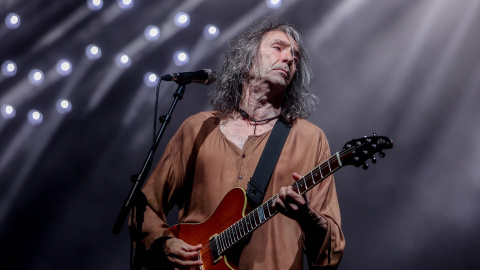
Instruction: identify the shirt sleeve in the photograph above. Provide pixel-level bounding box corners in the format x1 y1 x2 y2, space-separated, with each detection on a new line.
302 133 345 268
130 120 192 251
139 142 181 250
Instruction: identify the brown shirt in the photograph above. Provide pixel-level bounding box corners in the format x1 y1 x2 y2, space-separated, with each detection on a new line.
140 111 345 269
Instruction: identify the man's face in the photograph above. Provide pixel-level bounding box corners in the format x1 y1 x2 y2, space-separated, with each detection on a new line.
251 30 299 90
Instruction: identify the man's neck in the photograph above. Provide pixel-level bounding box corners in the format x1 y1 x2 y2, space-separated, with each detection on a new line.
239 82 283 120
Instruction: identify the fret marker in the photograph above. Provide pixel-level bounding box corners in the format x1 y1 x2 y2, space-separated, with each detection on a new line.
258 207 266 222
336 152 342 167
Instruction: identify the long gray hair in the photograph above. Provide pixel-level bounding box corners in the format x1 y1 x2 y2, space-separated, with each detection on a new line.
209 19 317 125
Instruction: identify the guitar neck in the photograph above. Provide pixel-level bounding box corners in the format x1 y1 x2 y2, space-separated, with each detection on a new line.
214 152 344 255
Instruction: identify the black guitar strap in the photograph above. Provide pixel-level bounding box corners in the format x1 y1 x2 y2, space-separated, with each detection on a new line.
246 120 291 207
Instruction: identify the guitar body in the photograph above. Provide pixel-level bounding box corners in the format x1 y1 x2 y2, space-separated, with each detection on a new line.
169 188 248 270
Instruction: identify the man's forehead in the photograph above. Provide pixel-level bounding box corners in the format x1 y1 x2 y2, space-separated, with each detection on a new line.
262 31 299 49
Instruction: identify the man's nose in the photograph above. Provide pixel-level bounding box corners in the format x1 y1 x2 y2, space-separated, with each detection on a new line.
282 52 294 65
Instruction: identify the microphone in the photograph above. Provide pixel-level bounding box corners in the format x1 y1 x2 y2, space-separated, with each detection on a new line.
161 69 217 85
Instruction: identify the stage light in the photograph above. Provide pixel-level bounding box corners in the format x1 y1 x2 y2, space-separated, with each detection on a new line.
144 25 160 41
266 0 282 9
1 60 17 77
85 44 102 60
87 0 103 11
115 53 132 68
28 110 43 125
174 12 190 28
56 99 73 114
173 51 189 67
5 13 21 29
28 69 44 85
143 72 159 87
203 24 219 40
56 59 72 76
118 0 134 10
143 25 160 41
1 104 16 120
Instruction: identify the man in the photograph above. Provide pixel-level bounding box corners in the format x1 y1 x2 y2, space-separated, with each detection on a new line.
135 20 345 269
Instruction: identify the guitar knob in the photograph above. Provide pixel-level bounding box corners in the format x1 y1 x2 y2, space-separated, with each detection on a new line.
362 163 369 170
371 157 377 164
379 151 385 158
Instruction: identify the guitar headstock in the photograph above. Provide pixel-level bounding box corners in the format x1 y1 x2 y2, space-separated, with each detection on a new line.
341 134 393 169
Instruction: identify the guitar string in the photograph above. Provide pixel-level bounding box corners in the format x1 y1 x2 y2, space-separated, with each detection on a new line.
195 143 366 260
290 144 361 195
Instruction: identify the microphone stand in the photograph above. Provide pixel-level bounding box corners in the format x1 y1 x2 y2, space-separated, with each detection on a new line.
112 81 188 270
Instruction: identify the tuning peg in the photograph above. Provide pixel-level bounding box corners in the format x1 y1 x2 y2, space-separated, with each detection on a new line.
371 157 377 164
379 151 385 158
362 163 369 170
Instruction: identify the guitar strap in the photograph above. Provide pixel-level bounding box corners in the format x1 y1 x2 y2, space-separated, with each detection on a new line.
246 119 291 207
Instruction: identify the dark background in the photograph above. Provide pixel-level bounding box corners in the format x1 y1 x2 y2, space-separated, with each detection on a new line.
1 0 479 269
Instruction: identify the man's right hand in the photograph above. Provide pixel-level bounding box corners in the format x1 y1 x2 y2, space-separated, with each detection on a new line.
163 237 203 269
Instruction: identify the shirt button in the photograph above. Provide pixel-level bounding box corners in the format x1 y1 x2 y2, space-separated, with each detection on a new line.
242 154 246 158
238 176 243 180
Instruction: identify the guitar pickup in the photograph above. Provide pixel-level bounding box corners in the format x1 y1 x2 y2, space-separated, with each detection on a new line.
209 234 222 263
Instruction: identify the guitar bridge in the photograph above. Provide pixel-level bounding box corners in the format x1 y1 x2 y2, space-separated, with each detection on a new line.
197 253 203 270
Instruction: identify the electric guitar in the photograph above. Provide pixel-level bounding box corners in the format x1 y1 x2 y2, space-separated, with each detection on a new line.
169 134 393 270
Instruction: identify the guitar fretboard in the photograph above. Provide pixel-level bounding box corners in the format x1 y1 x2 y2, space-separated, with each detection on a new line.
214 152 345 255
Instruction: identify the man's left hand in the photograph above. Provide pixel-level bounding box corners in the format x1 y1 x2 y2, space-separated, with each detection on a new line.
272 173 329 232
272 172 310 221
